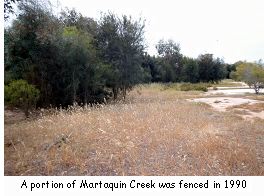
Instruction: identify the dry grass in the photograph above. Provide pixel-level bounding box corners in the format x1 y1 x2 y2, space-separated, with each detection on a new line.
4 86 264 175
211 79 247 87
228 103 264 113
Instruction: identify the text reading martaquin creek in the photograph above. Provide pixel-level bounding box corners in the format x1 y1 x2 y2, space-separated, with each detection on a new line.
79 180 155 191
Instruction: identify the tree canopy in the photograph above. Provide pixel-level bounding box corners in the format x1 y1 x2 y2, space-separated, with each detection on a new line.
4 0 239 110
231 62 264 94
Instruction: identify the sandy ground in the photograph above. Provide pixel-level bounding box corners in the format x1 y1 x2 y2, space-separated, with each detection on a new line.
190 97 264 120
190 83 264 120
206 88 262 95
190 97 262 112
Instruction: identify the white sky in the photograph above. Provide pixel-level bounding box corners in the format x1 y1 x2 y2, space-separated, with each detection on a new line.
51 0 263 63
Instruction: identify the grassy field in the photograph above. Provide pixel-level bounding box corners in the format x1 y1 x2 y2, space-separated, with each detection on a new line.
4 84 264 175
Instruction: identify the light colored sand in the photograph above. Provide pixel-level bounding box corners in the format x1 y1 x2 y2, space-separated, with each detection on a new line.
206 88 261 95
233 109 264 120
206 82 262 95
189 97 264 120
190 97 262 112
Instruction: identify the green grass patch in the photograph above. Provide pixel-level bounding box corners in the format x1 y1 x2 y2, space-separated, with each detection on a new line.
179 83 210 92
139 82 212 92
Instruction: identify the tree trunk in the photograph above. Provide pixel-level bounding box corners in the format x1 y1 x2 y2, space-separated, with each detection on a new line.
113 87 118 100
84 87 88 104
122 86 126 100
24 101 30 118
72 70 76 103
254 83 259 94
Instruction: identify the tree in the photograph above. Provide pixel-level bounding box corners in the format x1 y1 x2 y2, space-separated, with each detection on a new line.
225 63 237 79
61 25 106 104
118 15 146 98
62 26 87 103
141 53 155 82
181 57 199 83
4 0 64 106
231 62 264 94
5 0 111 107
96 13 146 100
5 80 40 117
197 54 226 83
197 54 214 82
211 57 227 82
155 39 183 82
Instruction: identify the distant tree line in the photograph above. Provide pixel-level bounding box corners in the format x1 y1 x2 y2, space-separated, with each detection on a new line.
143 39 228 83
4 0 236 109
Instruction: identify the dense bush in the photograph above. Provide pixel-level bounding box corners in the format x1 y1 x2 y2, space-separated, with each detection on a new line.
5 80 40 117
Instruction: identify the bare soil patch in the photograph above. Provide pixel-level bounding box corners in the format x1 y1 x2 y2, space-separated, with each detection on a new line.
190 97 263 112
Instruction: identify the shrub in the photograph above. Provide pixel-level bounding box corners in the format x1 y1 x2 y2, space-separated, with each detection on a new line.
5 80 40 117
180 83 209 92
